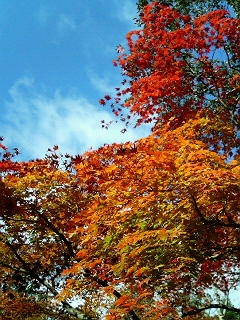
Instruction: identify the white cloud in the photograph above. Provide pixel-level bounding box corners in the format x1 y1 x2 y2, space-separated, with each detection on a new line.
2 77 149 159
87 71 118 95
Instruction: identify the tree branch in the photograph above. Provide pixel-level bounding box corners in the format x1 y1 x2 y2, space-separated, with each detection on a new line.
37 211 75 257
2 216 37 223
2 207 141 320
191 195 240 229
30 204 141 320
182 304 240 317
84 270 141 320
3 240 93 319
223 45 240 72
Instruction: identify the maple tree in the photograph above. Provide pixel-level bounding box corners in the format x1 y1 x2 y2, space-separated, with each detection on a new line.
0 145 103 319
0 146 145 320
1 1 240 320
64 115 240 319
100 1 239 132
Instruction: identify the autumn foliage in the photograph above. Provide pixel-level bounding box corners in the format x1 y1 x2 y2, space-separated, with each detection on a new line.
1 1 240 320
65 115 240 319
101 2 240 130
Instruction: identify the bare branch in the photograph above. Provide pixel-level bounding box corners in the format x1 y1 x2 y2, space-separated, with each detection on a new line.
191 195 240 229
183 304 240 317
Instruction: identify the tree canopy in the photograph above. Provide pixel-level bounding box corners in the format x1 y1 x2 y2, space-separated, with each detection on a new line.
0 0 239 319
136 0 240 18
101 1 240 132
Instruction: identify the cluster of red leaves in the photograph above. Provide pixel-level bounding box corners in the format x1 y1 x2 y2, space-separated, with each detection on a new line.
0 143 22 173
100 2 240 130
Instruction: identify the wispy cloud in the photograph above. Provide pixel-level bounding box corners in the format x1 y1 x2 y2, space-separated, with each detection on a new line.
2 77 149 159
113 0 137 25
87 71 118 95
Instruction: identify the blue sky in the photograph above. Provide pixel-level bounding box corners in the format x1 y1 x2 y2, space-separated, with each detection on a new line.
1 0 150 159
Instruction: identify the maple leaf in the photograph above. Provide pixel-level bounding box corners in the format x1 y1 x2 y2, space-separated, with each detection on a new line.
116 44 124 53
99 98 106 105
0 143 8 150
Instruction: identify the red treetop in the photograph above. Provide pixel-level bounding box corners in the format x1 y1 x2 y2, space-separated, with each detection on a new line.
100 2 240 130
